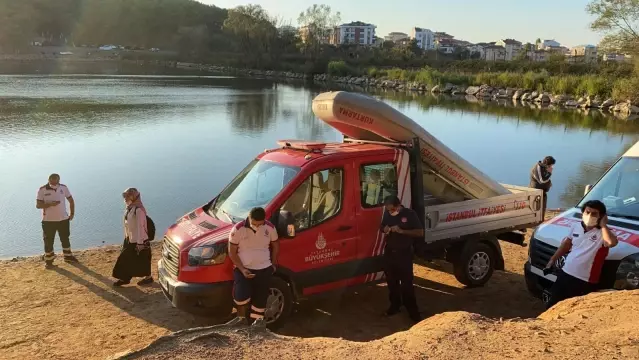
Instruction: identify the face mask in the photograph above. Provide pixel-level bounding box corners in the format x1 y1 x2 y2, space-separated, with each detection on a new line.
583 213 598 227
49 183 58 189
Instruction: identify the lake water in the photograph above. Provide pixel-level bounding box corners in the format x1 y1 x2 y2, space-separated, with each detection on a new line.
1 74 638 258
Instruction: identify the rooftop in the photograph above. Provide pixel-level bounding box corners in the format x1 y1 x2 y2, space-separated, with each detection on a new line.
501 39 522 45
340 21 375 28
414 27 433 33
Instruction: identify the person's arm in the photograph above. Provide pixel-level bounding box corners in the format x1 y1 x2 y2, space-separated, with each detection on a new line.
380 211 390 234
532 163 551 185
269 227 280 269
36 188 58 209
228 227 253 278
546 238 572 268
393 210 424 237
600 215 618 248
129 208 142 244
64 186 75 220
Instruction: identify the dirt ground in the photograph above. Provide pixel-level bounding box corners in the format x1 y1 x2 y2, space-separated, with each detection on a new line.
1 213 634 360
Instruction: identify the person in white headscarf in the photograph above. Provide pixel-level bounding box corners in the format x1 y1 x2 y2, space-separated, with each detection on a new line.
112 188 153 287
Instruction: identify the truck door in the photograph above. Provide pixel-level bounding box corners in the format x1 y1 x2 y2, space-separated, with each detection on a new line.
355 149 412 282
273 162 359 293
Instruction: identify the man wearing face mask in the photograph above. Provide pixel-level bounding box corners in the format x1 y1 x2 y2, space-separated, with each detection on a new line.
544 200 618 309
36 173 77 268
380 195 424 323
227 207 279 328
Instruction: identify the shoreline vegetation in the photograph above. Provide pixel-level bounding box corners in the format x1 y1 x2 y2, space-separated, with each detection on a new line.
175 61 639 119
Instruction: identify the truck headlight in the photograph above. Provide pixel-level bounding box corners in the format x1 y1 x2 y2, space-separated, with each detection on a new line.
188 242 227 266
615 253 639 290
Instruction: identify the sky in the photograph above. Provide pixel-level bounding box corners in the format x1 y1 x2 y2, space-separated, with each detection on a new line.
203 0 602 48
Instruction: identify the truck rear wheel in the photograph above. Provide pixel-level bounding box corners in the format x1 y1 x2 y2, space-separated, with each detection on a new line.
264 277 293 331
453 242 496 287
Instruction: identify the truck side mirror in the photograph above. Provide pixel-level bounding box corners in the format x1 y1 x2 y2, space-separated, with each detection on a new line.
584 184 592 195
275 210 295 239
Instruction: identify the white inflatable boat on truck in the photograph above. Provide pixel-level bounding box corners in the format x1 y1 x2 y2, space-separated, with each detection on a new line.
313 91 545 286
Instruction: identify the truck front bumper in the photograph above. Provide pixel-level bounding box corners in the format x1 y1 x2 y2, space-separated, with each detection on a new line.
524 260 557 300
158 260 233 317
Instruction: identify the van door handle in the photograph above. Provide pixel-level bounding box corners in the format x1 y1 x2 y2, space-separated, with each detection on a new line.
337 225 352 231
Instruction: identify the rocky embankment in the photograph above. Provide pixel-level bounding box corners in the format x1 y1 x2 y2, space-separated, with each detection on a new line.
177 63 639 117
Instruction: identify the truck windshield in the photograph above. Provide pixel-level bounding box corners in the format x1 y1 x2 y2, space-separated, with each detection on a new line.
579 157 639 220
209 159 300 222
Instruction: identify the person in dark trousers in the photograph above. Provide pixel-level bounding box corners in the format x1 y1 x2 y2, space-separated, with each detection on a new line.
36 173 77 268
543 200 617 309
380 195 424 323
530 156 556 219
227 207 280 328
112 188 154 287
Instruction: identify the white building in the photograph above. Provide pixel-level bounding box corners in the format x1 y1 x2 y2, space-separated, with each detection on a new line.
411 27 434 50
483 45 506 61
538 39 561 50
468 43 492 58
332 21 376 46
495 39 522 61
603 53 631 62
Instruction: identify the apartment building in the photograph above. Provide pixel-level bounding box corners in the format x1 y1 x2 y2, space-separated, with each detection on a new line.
570 44 598 63
331 21 376 46
538 39 560 50
411 27 434 50
483 45 506 61
495 39 522 61
385 32 409 43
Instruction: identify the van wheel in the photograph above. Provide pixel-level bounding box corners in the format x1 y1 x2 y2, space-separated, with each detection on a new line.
264 277 293 331
453 242 495 287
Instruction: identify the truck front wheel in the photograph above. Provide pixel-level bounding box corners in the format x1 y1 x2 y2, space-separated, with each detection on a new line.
264 276 293 331
453 242 496 287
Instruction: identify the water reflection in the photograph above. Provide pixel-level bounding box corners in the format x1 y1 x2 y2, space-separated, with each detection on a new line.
1 75 638 257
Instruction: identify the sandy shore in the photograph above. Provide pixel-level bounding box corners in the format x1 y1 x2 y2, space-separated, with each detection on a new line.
2 211 636 359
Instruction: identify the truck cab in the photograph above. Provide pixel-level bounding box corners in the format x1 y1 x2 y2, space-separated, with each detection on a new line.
159 139 542 329
525 141 639 304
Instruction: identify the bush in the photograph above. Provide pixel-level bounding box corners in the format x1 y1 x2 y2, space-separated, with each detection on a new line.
327 60 350 77
612 76 639 103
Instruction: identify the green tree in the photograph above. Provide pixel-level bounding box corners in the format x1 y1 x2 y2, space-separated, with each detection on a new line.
223 4 278 67
297 4 341 59
587 0 639 54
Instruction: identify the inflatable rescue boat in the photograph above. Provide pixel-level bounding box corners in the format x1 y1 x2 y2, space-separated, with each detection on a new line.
312 91 510 202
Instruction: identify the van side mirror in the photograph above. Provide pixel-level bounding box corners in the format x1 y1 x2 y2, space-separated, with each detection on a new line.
274 210 295 239
584 184 592 195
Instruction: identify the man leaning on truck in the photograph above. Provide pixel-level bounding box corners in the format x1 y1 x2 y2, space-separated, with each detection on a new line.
227 207 279 328
529 156 556 219
380 195 424 324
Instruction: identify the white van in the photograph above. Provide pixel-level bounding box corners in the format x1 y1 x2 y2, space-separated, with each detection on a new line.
525 141 639 303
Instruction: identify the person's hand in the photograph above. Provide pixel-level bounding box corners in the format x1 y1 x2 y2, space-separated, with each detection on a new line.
600 214 608 227
68 213 74 221
272 264 277 272
390 226 402 234
241 268 255 278
383 226 391 234
136 244 146 252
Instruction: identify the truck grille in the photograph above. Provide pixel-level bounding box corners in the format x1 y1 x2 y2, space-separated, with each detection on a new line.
529 237 557 270
162 236 180 278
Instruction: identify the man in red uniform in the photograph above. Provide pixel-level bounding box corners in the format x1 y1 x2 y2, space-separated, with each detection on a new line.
380 195 424 323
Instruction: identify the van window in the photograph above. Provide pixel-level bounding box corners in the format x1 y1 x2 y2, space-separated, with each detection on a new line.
360 163 398 207
579 157 639 219
280 168 343 231
209 160 300 222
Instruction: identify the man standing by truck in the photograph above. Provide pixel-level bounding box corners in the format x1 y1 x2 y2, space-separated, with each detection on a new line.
227 207 279 328
543 200 618 309
529 156 556 219
380 195 424 323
